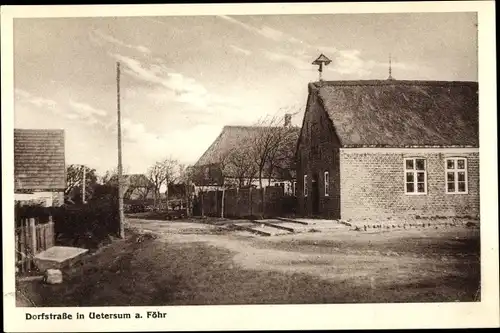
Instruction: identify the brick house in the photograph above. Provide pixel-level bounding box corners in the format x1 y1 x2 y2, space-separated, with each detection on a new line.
194 116 300 195
296 80 479 220
14 129 66 207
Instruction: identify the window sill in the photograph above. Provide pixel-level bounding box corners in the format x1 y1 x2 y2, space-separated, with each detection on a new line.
405 192 428 196
446 192 469 195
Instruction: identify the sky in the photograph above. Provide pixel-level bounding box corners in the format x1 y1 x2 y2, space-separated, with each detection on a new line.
13 12 478 175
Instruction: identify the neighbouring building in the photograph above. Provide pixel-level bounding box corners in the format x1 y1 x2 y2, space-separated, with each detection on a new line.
123 174 153 201
194 115 300 195
296 80 479 220
14 129 66 207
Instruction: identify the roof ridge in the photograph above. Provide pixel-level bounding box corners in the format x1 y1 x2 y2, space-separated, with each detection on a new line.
312 80 478 88
14 128 65 131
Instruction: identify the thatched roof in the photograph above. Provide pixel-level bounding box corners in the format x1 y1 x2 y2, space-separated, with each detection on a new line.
194 125 300 183
14 129 66 191
123 174 152 187
195 126 300 166
310 80 479 147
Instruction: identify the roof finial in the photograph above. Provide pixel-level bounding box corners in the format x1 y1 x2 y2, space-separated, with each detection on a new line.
312 54 332 82
388 53 394 80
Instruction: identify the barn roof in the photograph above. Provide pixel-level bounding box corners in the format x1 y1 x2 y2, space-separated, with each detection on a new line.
123 174 152 187
195 125 300 166
310 80 479 147
14 129 66 191
195 125 300 179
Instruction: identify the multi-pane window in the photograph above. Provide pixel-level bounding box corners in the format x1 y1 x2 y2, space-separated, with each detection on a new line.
446 158 468 193
304 175 308 197
324 171 330 196
404 158 427 194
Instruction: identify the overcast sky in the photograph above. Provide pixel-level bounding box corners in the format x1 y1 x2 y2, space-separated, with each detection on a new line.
13 12 478 175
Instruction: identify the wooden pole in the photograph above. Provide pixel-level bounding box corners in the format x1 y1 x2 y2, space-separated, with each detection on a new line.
29 218 36 265
201 189 204 217
82 165 86 203
221 188 225 218
117 62 125 238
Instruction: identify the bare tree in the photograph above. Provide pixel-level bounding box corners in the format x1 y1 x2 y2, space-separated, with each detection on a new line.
225 143 258 188
265 122 297 185
123 174 153 201
249 114 297 188
147 157 179 211
178 164 196 216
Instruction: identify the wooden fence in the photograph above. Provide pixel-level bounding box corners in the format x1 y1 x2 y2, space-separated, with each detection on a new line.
15 218 55 273
196 186 297 218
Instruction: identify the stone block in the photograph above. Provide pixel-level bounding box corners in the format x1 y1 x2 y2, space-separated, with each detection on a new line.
34 246 88 271
44 269 63 284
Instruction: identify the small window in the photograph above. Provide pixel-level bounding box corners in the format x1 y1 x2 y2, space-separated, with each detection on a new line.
293 181 297 196
446 158 468 194
324 171 330 196
404 158 427 195
304 175 308 197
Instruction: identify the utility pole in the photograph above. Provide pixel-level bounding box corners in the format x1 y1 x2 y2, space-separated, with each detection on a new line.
117 62 125 238
82 165 86 203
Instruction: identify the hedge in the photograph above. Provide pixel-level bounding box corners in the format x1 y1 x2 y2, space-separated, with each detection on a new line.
15 184 121 249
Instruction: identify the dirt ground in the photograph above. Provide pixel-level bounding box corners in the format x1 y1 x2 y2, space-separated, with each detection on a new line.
17 217 480 306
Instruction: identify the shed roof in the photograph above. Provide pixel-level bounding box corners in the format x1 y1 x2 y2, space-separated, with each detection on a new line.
14 129 66 191
311 80 479 147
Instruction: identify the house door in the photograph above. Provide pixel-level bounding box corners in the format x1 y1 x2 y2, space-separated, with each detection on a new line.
311 173 319 215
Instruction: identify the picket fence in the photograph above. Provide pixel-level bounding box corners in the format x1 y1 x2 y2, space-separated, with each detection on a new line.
15 217 55 273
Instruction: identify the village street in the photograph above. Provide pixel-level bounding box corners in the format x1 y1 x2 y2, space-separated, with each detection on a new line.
18 216 480 306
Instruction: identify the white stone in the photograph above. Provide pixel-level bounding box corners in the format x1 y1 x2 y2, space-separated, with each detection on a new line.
34 246 88 271
44 269 63 284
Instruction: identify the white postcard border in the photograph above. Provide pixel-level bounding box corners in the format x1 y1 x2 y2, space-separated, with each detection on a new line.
2 2 498 331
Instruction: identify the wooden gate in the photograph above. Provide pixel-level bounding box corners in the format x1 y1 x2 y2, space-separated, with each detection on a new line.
15 217 55 273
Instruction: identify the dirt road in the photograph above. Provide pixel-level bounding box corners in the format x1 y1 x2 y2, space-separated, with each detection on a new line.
128 217 480 292
18 217 480 306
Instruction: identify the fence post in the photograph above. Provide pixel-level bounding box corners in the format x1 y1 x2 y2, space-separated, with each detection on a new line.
215 189 218 217
249 187 253 217
263 186 266 218
221 188 225 218
29 218 36 257
15 231 18 273
21 220 27 272
25 219 31 270
201 190 205 217
236 188 240 218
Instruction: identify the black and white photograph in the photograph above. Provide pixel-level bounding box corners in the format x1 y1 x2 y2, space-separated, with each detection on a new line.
2 2 498 331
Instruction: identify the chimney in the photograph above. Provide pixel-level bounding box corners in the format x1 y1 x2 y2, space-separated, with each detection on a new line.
284 114 292 127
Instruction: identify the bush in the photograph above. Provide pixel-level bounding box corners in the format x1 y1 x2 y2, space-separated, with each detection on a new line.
52 184 120 249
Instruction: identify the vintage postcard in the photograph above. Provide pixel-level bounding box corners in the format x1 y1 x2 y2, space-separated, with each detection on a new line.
2 2 498 332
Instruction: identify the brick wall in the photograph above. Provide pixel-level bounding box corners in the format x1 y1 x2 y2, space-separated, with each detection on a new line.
339 150 480 219
297 88 341 218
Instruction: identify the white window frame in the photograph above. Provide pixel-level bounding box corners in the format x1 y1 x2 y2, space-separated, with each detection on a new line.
324 171 330 196
304 175 308 197
404 158 427 195
445 157 468 194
